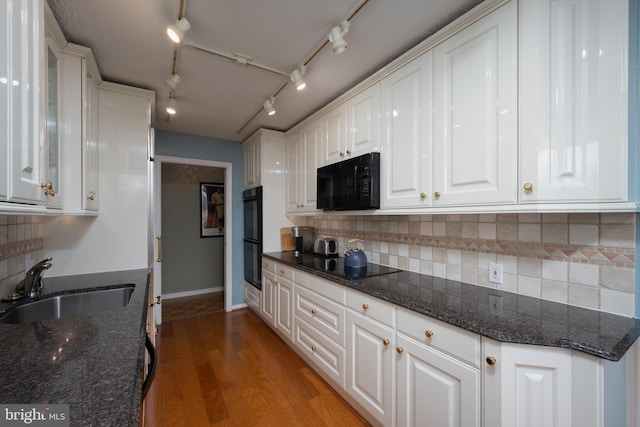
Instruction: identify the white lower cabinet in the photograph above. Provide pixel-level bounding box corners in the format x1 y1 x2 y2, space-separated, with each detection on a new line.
243 282 261 313
275 274 294 342
261 268 276 325
396 333 480 427
483 338 606 427
347 309 395 427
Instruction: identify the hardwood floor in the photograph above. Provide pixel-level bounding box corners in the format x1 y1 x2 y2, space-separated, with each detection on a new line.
162 292 225 322
143 308 370 427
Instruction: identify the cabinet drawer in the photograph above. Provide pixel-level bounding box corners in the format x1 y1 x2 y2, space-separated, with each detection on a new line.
397 307 480 367
347 289 396 328
294 317 346 389
295 284 346 346
296 269 346 305
276 263 295 282
262 258 277 274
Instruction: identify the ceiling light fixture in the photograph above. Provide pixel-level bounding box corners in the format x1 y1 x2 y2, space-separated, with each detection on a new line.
166 97 177 115
328 21 350 54
290 66 307 91
263 97 276 116
164 73 182 90
166 17 191 44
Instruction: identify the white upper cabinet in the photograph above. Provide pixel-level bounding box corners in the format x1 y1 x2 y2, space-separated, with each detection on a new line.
60 44 101 214
320 104 347 165
242 132 261 189
345 83 380 160
519 0 628 203
380 52 432 209
286 120 319 213
432 0 517 207
2 0 44 206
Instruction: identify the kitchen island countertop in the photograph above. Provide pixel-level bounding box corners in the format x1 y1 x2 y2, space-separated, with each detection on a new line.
0 269 149 426
264 251 640 361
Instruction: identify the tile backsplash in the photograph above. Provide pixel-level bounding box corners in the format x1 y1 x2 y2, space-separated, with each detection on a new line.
307 212 637 317
0 216 45 299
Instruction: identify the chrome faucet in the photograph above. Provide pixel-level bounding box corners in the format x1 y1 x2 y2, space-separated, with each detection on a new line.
24 258 53 299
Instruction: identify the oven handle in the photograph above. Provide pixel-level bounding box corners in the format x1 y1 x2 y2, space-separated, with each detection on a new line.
141 334 157 401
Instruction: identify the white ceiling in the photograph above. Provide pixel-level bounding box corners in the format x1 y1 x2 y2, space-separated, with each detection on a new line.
47 0 482 142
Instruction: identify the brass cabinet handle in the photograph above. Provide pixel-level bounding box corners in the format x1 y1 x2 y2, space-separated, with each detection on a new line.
340 151 345 157
311 309 317 315
362 304 369 310
156 296 162 305
383 339 390 346
41 182 53 190
396 347 404 354
311 345 316 351
523 182 533 191
434 191 441 199
425 330 434 338
420 192 427 200
486 356 497 366
346 149 352 154
155 236 162 263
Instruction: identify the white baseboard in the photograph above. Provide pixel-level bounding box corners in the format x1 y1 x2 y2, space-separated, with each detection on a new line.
163 286 224 300
232 303 248 311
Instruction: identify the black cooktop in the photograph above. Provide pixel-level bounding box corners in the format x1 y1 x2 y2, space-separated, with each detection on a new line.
275 251 402 280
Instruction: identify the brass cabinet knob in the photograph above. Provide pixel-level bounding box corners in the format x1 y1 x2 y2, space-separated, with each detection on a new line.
434 191 441 199
311 345 316 351
486 356 497 366
41 182 53 190
300 203 304 208
383 339 390 346
156 296 162 305
340 151 345 157
523 182 533 191
264 262 269 267
280 269 285 274
420 192 427 200
311 309 317 315
346 149 352 155
87 195 95 201
362 303 369 310
396 347 404 354
425 330 434 338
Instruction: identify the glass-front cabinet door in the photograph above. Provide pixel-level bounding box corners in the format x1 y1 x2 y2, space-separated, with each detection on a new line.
42 36 63 208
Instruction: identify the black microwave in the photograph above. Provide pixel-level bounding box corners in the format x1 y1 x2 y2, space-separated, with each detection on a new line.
317 152 380 211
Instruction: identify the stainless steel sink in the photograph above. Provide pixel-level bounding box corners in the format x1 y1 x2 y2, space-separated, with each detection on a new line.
0 285 135 324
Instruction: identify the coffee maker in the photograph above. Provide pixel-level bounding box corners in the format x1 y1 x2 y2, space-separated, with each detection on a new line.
291 226 313 256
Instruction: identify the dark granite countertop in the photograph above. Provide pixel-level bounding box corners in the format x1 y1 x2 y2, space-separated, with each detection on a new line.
0 269 150 426
264 252 640 361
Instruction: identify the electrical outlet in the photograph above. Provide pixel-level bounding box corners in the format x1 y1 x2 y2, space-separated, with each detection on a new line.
489 294 503 315
488 263 503 284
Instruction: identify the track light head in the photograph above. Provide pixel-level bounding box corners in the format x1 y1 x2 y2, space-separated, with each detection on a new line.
328 21 350 54
164 73 182 90
166 98 177 115
167 17 191 44
290 66 306 91
263 97 276 116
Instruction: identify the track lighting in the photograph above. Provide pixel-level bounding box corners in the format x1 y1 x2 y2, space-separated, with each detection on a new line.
328 21 350 54
164 73 182 90
263 97 276 116
290 66 307 91
166 17 191 44
166 97 177 115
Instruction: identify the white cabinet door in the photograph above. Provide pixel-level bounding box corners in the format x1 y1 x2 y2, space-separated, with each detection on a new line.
347 310 395 426
242 135 261 189
286 121 319 213
380 52 431 209
345 83 380 159
519 0 628 203
432 0 517 207
396 334 480 427
275 275 294 342
82 59 99 211
483 339 604 427
0 1 8 201
261 269 276 326
6 0 44 204
320 105 347 165
42 33 63 208
243 282 261 313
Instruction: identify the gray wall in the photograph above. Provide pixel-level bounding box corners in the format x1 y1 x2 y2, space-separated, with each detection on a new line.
161 163 225 295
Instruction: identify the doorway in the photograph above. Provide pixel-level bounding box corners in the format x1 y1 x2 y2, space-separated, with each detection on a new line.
152 155 233 327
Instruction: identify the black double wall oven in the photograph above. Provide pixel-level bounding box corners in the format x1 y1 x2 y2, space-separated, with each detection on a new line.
243 186 263 290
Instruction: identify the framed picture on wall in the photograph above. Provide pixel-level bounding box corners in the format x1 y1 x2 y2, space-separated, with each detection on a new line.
200 182 224 238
